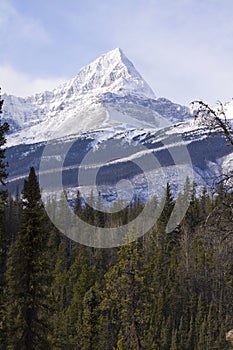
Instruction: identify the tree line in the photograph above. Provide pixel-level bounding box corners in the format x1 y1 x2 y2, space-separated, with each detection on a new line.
0 91 233 349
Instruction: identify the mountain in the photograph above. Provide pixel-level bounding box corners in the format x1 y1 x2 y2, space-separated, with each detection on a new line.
3 48 190 146
2 48 233 202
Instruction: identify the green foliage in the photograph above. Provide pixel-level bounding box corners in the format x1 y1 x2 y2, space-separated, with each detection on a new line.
5 167 52 349
0 177 232 349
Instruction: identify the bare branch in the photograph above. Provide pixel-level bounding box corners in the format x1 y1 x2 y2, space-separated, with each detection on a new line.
190 100 233 146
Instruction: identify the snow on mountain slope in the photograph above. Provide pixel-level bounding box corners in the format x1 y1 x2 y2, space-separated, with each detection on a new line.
59 47 156 99
3 48 191 146
224 100 233 120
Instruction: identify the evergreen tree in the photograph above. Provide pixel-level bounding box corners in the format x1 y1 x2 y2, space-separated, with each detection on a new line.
0 161 231 348
80 284 101 350
5 167 52 349
66 262 94 348
158 183 175 235
49 241 69 348
101 230 145 350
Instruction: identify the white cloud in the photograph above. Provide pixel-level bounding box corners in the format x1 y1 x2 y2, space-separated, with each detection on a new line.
1 0 233 104
108 0 233 105
0 65 66 96
0 0 50 45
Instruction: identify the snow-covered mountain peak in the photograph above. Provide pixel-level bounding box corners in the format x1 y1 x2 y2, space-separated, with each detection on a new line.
53 48 156 100
3 49 192 146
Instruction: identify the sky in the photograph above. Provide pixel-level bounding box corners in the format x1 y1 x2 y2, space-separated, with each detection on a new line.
1 0 233 105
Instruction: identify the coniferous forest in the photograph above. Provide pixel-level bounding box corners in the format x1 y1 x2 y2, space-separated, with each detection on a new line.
0 93 233 349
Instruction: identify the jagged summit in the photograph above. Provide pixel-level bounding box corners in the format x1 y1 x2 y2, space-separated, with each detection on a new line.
3 49 190 146
53 47 156 99
3 50 233 205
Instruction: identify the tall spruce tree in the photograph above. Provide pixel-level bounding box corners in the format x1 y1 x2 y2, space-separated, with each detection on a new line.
101 230 145 350
5 167 52 349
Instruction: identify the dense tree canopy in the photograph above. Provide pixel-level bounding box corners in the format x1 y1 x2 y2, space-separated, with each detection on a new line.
0 92 233 348
0 173 232 349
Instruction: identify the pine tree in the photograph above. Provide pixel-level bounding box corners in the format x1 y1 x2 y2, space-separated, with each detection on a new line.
5 167 52 349
49 241 69 348
66 262 94 347
80 284 101 350
101 229 145 350
158 183 175 234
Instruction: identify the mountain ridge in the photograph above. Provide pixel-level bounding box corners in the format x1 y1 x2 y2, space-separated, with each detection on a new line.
2 48 191 146
2 48 233 201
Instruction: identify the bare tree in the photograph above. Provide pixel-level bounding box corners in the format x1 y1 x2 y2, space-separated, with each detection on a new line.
190 100 233 145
